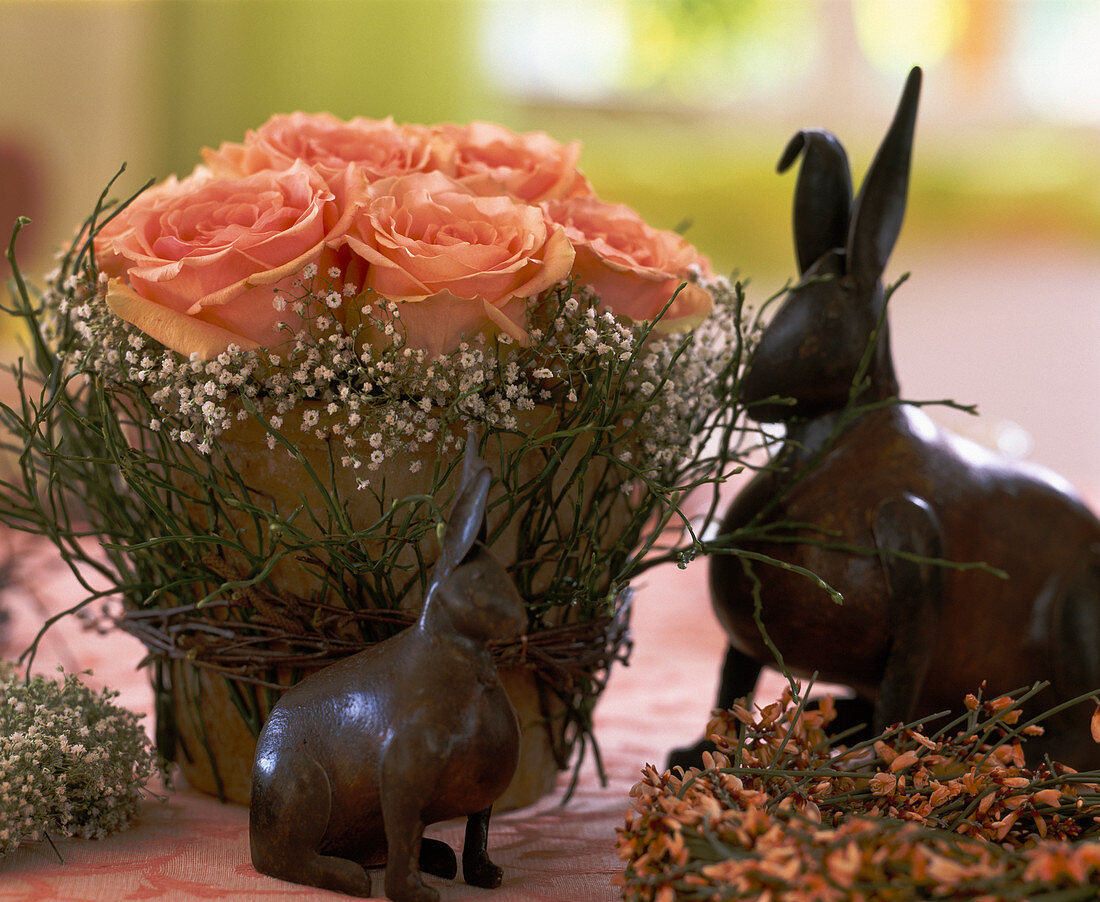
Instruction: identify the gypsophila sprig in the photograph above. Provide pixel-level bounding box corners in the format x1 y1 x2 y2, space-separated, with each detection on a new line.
52 265 738 489
0 664 160 857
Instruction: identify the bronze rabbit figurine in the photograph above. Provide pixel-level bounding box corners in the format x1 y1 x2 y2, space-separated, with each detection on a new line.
673 66 1100 770
250 434 526 901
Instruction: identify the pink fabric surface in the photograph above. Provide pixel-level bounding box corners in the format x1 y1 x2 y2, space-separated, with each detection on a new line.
4 479 1097 899
0 537 735 901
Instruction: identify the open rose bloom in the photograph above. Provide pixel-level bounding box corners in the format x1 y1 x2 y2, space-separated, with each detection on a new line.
94 113 715 361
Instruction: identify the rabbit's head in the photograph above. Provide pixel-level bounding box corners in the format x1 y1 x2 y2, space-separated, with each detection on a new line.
422 430 527 643
741 67 921 424
435 543 527 643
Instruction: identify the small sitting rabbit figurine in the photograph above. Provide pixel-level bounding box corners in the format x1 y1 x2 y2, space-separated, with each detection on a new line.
672 67 1100 770
250 432 526 901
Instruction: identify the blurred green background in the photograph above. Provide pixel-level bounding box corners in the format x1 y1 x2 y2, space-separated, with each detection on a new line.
5 0 1099 278
1 0 1097 494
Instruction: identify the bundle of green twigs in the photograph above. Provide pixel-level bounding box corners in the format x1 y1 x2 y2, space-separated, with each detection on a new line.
115 586 631 694
617 682 1100 901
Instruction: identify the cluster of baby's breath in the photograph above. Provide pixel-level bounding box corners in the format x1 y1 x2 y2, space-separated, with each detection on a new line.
45 262 737 489
618 287 741 475
0 663 160 857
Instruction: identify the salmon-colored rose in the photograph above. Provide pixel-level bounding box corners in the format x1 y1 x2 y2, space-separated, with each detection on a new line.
436 121 592 203
95 160 362 359
543 196 713 332
203 112 446 188
342 171 574 357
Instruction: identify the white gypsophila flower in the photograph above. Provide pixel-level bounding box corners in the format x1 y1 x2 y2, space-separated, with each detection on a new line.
49 263 734 489
0 669 158 856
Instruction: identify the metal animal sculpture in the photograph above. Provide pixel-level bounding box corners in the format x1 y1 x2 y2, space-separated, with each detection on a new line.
672 67 1100 770
250 435 525 901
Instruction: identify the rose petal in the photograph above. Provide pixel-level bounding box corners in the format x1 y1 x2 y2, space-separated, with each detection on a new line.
106 279 261 359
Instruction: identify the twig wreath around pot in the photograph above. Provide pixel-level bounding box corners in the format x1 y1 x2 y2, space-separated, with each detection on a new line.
2 115 764 808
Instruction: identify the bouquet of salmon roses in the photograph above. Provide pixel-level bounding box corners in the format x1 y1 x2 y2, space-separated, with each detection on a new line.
2 113 756 805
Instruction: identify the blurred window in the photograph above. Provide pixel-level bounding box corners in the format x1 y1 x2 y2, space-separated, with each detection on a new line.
1010 1 1100 125
477 0 816 109
479 0 1100 126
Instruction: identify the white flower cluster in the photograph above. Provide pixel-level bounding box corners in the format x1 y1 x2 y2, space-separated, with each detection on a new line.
0 664 159 856
47 267 738 489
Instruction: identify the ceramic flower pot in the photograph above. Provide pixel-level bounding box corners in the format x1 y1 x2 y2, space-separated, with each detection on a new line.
155 403 634 810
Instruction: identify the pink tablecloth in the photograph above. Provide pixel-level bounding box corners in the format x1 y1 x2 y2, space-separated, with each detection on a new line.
5 479 1097 899
0 537 745 901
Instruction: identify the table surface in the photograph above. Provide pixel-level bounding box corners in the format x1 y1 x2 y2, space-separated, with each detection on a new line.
3 472 1097 900
0 535 752 902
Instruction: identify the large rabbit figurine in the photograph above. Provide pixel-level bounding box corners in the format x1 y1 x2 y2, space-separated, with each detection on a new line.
250 433 526 901
673 67 1100 770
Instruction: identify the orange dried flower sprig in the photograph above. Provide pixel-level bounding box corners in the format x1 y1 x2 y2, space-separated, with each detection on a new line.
617 684 1100 901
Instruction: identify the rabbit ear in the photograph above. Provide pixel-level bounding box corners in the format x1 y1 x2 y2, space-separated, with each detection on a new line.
847 66 922 294
778 128 853 274
455 430 491 554
429 430 491 594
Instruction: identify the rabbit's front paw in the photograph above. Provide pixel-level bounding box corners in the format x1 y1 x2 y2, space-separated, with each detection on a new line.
419 837 457 879
463 853 504 889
